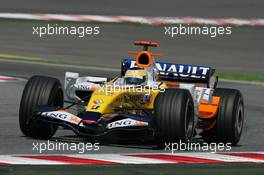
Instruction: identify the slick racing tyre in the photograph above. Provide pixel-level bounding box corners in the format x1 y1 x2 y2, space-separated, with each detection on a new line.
213 88 244 145
19 75 64 139
154 88 195 147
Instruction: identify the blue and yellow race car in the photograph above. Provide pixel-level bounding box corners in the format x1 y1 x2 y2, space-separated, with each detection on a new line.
19 41 244 147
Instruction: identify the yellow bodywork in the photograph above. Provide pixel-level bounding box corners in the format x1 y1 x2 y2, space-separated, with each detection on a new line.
86 85 160 115
85 81 220 129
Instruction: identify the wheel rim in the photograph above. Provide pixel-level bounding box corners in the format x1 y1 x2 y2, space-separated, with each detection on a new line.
235 101 244 136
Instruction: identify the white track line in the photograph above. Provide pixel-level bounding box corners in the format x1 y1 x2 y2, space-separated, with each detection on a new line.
167 152 264 163
0 155 66 165
0 13 263 26
69 154 171 164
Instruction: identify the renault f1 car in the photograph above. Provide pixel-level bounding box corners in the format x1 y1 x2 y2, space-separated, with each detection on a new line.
19 41 244 146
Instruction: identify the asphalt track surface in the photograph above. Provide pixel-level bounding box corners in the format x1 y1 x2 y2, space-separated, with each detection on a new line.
0 60 264 154
0 0 263 18
0 20 263 74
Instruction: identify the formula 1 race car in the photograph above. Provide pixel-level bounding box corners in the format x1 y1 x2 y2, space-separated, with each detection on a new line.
19 41 244 147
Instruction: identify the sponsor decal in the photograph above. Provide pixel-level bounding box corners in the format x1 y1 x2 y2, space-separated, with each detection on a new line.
124 94 151 104
75 84 93 91
69 116 82 124
42 111 69 120
155 63 210 79
74 83 100 91
93 99 104 104
135 121 149 126
123 59 211 81
41 111 82 125
91 105 100 110
107 118 148 129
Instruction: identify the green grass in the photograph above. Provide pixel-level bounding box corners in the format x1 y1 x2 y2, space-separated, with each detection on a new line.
215 71 264 83
0 163 264 175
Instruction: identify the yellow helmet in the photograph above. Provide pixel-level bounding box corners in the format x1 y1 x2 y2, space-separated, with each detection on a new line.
124 68 147 85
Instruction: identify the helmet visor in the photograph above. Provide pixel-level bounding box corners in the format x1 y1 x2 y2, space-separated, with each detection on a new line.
124 76 146 85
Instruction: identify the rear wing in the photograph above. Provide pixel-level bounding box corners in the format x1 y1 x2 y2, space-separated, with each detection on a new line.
121 59 215 84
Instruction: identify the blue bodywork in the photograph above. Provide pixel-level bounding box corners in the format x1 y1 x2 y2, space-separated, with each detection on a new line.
121 59 214 84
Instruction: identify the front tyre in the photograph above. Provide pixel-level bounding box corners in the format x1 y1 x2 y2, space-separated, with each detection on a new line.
19 75 64 139
154 88 195 147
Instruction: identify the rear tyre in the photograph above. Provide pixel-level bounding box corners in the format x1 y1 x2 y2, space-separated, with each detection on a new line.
19 75 64 139
203 88 244 145
213 88 244 145
154 88 195 148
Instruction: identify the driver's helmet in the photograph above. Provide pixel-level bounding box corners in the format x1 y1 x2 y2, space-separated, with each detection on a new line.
124 68 147 85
